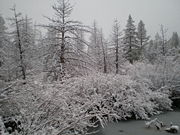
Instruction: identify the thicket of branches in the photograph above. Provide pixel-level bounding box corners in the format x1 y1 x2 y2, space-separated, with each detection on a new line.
2 73 171 134
0 0 180 134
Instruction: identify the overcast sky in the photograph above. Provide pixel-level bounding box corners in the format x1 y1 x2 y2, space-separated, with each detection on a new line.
0 0 180 38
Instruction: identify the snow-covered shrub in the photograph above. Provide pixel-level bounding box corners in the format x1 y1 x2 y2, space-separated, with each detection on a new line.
125 61 175 110
127 59 180 93
6 72 172 135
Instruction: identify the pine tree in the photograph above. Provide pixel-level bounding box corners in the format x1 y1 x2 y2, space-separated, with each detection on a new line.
171 32 179 48
137 20 149 59
168 32 180 56
145 40 158 64
123 15 139 64
147 32 163 62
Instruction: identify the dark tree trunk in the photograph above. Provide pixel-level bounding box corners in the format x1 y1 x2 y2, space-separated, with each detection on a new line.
100 34 107 73
115 37 119 74
14 8 26 80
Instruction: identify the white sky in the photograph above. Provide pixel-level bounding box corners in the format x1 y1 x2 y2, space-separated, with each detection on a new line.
0 0 180 38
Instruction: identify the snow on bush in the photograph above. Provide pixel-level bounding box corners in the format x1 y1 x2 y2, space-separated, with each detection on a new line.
126 59 180 92
124 61 174 111
6 72 172 135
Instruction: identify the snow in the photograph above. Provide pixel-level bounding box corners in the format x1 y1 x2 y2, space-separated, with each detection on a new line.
0 1 179 134
1 71 171 134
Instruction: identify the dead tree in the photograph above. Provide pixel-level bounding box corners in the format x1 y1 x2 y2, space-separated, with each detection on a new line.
10 6 26 80
99 29 107 73
43 0 89 80
112 19 122 74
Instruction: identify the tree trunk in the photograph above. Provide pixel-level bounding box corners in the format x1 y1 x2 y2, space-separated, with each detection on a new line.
14 9 26 80
59 3 66 80
115 36 119 74
100 34 107 73
129 36 133 64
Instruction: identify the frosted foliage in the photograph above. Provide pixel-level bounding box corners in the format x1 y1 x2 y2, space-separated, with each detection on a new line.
8 72 172 134
127 60 180 91
0 15 10 81
123 15 139 64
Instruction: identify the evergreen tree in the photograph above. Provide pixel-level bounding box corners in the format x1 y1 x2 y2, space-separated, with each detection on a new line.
171 32 179 48
123 15 139 64
168 32 180 56
145 40 158 64
137 20 149 59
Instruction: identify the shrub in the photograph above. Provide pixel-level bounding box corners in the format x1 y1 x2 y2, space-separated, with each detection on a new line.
8 72 172 134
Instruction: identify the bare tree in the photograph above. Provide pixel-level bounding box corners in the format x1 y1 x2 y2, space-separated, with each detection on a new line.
160 25 168 56
111 19 122 74
88 21 101 71
43 0 89 80
10 6 26 80
99 29 107 73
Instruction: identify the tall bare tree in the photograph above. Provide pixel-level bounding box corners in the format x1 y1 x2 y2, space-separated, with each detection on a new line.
160 25 168 56
99 29 107 73
43 0 89 80
10 6 26 80
88 21 101 71
111 19 122 74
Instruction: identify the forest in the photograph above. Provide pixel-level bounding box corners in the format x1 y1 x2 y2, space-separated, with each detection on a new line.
0 0 180 134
